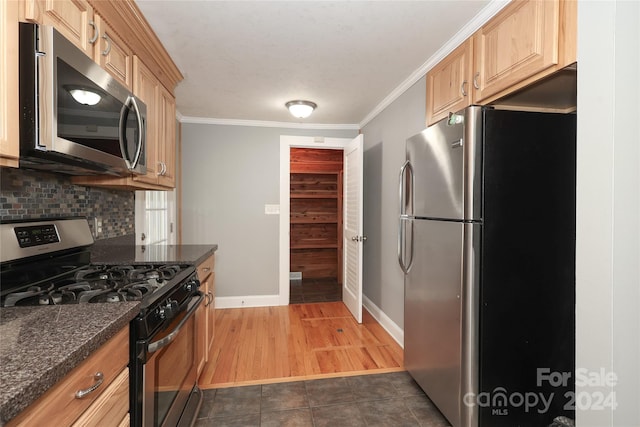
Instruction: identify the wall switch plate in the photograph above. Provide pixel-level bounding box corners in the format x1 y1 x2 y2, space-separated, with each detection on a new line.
264 204 280 215
290 272 302 280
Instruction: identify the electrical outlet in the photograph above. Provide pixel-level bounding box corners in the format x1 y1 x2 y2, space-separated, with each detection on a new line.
289 272 302 280
93 217 103 237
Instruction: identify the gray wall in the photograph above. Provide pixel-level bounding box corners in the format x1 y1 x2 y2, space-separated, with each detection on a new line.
181 124 356 298
360 77 426 329
576 1 640 425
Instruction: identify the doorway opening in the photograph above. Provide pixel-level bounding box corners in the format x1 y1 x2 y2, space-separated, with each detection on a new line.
289 147 343 304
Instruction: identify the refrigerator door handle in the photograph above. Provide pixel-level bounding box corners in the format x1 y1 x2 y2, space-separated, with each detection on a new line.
398 160 414 216
397 217 414 274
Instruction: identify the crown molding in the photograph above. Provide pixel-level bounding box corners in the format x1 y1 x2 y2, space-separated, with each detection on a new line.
358 0 510 129
180 116 360 131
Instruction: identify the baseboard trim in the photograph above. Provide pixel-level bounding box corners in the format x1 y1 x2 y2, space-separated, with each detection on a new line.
363 295 404 349
215 295 280 309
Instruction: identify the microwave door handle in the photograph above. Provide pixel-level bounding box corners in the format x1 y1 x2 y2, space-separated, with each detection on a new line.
129 96 144 169
118 98 133 170
118 96 144 171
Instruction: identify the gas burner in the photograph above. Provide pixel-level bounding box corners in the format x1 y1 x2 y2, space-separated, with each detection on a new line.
4 284 54 307
1 259 193 307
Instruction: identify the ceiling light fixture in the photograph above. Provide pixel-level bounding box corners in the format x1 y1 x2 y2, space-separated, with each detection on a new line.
285 100 317 119
67 87 102 106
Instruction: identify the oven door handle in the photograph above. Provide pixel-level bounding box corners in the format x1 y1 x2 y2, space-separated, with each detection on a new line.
147 294 203 354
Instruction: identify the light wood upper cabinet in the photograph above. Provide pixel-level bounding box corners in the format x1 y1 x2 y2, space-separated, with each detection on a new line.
426 38 473 126
23 0 94 57
425 0 577 125
131 56 176 189
93 13 132 90
133 56 159 186
1 0 20 168
157 85 176 188
473 0 560 102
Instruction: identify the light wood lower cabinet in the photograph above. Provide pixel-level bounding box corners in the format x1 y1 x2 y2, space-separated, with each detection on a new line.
7 327 129 427
1 0 19 168
196 254 215 380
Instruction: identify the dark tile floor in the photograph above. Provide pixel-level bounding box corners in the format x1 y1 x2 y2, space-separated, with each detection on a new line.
196 371 451 427
289 278 342 304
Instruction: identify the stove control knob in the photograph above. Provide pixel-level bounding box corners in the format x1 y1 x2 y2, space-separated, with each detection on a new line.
156 307 166 320
184 279 199 292
164 299 179 319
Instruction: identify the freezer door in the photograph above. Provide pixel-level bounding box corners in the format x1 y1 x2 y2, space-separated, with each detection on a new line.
406 106 482 221
404 219 480 427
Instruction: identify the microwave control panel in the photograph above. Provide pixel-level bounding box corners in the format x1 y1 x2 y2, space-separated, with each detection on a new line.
14 224 60 248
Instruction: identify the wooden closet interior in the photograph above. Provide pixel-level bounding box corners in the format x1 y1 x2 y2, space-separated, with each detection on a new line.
289 147 343 284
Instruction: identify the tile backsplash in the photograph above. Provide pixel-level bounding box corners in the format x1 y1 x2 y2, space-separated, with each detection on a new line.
0 168 134 239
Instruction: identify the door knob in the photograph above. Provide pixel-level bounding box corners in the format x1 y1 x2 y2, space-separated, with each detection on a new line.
352 236 358 242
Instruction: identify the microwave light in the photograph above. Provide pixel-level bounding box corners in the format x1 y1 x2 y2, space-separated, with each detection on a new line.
68 88 102 106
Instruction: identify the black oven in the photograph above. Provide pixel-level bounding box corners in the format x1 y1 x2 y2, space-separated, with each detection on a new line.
130 271 204 427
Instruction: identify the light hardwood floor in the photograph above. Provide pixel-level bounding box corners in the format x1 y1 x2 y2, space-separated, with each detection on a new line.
198 302 404 389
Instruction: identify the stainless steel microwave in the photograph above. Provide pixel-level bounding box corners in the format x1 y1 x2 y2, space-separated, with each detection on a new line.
19 23 146 176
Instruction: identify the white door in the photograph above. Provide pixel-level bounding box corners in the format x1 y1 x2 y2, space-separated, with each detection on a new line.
135 190 177 245
343 134 364 323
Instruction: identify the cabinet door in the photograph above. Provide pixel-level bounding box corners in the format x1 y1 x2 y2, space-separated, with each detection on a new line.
426 38 473 126
24 0 95 57
1 0 19 167
7 327 129 427
94 14 132 90
473 0 560 102
195 296 207 377
133 56 159 185
206 271 215 353
157 85 176 188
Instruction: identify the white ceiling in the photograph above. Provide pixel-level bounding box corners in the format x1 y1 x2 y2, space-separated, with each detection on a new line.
135 0 500 127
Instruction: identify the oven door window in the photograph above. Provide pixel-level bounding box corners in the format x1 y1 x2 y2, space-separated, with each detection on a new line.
145 312 197 427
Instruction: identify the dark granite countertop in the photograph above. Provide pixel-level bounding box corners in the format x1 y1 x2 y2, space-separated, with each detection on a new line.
91 244 217 267
0 302 139 425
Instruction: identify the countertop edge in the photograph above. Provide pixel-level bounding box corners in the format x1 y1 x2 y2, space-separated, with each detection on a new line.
0 303 140 424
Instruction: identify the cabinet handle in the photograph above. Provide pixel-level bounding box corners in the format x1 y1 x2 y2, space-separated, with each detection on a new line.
473 72 480 90
461 81 468 97
102 34 111 56
88 21 98 44
157 162 167 176
75 372 104 399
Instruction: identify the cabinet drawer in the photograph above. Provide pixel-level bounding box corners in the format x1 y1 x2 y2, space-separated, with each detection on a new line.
72 367 129 427
197 254 215 280
7 327 129 427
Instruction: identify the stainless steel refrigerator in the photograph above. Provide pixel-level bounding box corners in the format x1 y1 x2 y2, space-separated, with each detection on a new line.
399 106 575 427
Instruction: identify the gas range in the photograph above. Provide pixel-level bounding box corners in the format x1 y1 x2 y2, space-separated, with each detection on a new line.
0 219 197 313
2 262 192 307
0 217 205 426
